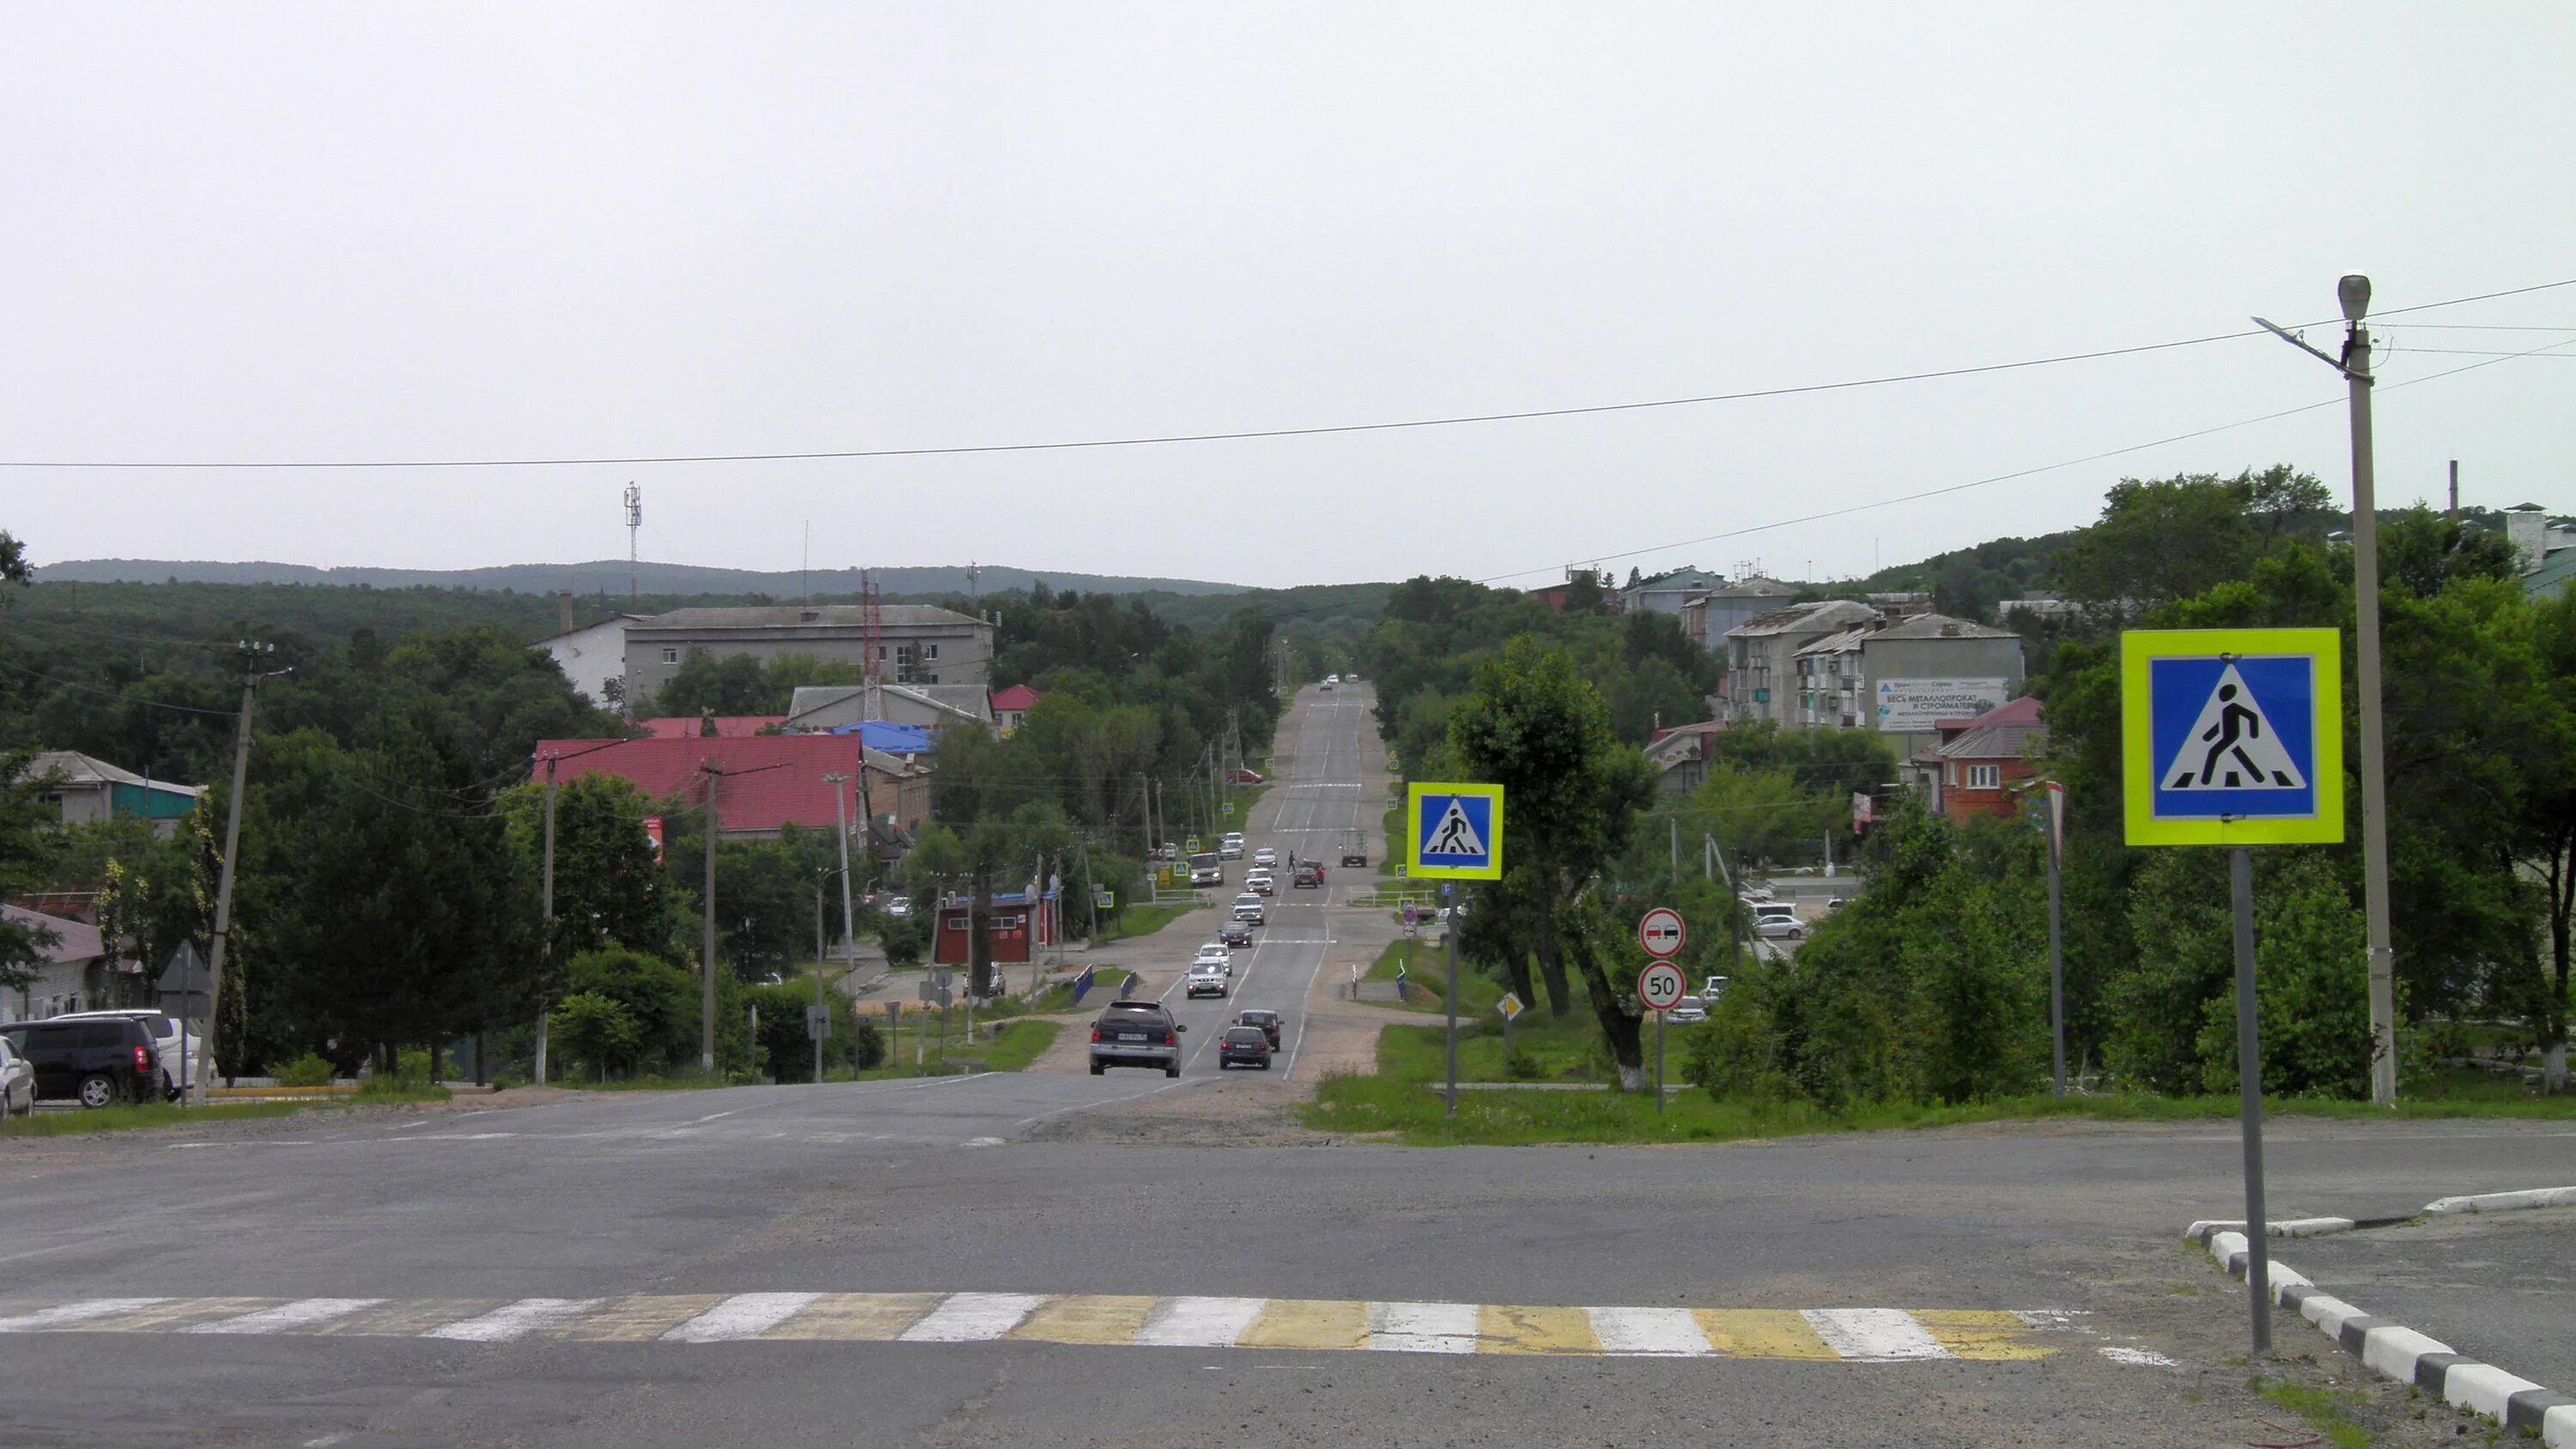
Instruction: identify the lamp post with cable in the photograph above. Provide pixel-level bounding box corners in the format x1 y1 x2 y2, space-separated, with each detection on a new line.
2252 274 2397 1104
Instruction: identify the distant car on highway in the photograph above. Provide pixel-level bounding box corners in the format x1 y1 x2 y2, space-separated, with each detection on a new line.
1228 768 1265 784
1292 861 1324 889
1245 870 1274 896
1217 1025 1273 1069
1236 1008 1282 1048
1338 831 1368 868
0 1036 33 1117
1186 964 1230 999
1665 995 1708 1024
1253 846 1278 868
1194 943 1236 976
1091 1002 1184 1077
1188 853 1224 886
1319 677 1335 691
1218 920 1254 948
884 895 913 918
1220 833 1246 860
1752 911 1807 940
1230 893 1267 926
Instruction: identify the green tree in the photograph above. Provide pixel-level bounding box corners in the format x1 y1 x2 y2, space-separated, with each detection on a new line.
1448 637 1656 1084
2050 466 2331 624
0 747 62 995
562 946 696 1071
549 991 642 1081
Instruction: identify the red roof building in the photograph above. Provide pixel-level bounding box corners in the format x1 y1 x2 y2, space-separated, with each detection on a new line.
636 715 787 740
532 734 917 840
989 685 1041 734
1905 696 2048 825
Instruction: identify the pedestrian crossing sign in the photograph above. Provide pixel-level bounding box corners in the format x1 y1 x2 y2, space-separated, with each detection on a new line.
1407 782 1504 880
2122 628 2342 847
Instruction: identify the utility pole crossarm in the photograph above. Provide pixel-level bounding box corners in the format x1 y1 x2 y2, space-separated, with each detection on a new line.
2250 317 2360 378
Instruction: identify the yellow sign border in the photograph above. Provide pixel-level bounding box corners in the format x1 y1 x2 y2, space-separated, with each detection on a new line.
2120 628 2343 847
1406 781 1505 880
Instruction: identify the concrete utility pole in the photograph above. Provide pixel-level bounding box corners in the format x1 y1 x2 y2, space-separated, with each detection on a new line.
536 754 559 1087
196 642 279 1109
825 770 855 969
701 763 720 1075
2252 274 2398 1104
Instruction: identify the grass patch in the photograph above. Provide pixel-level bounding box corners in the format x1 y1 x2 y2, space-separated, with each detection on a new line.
1096 902 1188 944
2251 1379 2374 1449
353 1081 454 1104
1366 937 1510 1019
0 1100 320 1137
981 1020 1061 1073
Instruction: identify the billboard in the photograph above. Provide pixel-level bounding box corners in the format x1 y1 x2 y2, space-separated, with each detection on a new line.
1873 678 2010 733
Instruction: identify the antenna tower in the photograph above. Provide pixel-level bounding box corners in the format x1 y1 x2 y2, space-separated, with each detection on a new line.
623 484 642 606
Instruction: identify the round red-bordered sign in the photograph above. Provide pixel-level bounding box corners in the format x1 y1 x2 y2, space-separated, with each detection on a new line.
1637 960 1687 1012
1637 907 1686 959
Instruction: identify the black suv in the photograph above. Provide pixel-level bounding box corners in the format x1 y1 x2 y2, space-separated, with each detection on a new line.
0 1017 161 1108
1089 1002 1184 1077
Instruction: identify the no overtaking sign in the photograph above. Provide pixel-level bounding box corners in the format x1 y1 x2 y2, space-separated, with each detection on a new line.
1637 907 1685 959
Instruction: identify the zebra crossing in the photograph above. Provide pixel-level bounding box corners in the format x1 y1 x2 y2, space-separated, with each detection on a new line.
0 1291 2069 1361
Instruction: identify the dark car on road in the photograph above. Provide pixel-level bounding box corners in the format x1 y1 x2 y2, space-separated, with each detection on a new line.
1236 1009 1282 1048
1217 1026 1273 1070
1219 919 1254 948
0 1016 161 1108
1089 1002 1185 1077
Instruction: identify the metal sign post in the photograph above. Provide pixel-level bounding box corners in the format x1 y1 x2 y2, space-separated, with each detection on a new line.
2122 627 2343 1357
1637 961 1686 1115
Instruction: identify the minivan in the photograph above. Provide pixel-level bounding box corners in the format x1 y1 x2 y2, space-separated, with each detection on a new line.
0 1017 163 1108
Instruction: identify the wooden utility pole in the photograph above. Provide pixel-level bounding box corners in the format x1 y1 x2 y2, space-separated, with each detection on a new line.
701 762 720 1074
196 642 276 1108
536 753 559 1087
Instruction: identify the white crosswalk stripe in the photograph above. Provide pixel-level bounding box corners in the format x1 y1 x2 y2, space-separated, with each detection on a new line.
661 1293 823 1343
424 1298 605 1342
181 1299 384 1335
898 1293 1046 1343
1368 1300 1479 1355
1135 1295 1266 1349
1587 1306 1716 1357
1801 1308 1956 1361
0 1298 168 1333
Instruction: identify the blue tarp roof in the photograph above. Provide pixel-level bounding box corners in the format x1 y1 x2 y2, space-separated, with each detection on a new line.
827 721 935 753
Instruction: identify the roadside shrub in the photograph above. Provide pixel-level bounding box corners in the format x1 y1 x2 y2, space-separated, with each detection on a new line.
550 991 643 1082
273 1053 335 1088
850 1017 886 1072
880 915 929 967
1503 1048 1543 1081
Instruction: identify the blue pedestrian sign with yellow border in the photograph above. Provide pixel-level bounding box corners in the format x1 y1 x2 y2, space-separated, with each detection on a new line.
1406 782 1504 880
2121 628 2342 847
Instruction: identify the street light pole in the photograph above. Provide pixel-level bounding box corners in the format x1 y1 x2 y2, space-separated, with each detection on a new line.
2252 274 2398 1105
196 642 280 1109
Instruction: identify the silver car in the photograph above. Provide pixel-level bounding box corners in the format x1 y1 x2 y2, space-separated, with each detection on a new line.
0 1037 33 1118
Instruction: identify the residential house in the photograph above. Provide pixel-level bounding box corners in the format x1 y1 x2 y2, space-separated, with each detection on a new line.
1644 719 1726 797
781 682 992 734
2505 502 2576 597
2 904 112 1024
17 752 203 836
622 604 994 714
1859 613 2026 761
637 716 787 740
990 685 1041 734
530 734 931 845
1527 569 1613 613
1620 566 1729 617
1722 600 1880 726
1905 697 2048 825
1864 592 1935 621
1679 578 1796 654
536 597 647 707
1793 626 1873 729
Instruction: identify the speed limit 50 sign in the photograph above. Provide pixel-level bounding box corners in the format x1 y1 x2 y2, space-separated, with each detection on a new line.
1637 960 1687 1013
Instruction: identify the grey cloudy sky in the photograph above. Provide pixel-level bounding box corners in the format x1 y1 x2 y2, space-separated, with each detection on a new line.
3 3 2569 590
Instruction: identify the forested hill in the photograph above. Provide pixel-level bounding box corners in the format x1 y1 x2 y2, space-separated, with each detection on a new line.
38 557 1244 598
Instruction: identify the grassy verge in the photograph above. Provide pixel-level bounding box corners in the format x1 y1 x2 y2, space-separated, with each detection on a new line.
981 1020 1061 1072
1304 1021 2576 1145
2 1087 455 1138
1096 902 1188 944
1365 937 1509 1018
2251 1380 2372 1449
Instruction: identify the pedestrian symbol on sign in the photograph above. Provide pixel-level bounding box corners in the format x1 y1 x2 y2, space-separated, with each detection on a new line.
1425 799 1485 858
2163 663 2305 791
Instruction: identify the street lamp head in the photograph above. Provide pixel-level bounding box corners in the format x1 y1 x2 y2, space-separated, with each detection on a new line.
2337 274 2371 323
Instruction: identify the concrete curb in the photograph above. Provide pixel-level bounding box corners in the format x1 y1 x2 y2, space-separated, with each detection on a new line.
2191 1227 2576 1446
2423 1184 2576 1215
2184 1216 2356 1241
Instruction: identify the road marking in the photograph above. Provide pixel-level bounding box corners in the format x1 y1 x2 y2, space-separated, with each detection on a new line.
899 1292 1045 1342
1801 1307 1956 1361
662 1293 823 1342
0 1292 2069 1361
1135 1295 1266 1349
424 1298 605 1342
181 1298 384 1335
1369 1300 1479 1355
1586 1306 1715 1357
0 1298 168 1332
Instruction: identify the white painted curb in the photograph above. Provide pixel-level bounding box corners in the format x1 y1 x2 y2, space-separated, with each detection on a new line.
2422 1184 2576 1215
2189 1225 2576 1446
2185 1215 2355 1239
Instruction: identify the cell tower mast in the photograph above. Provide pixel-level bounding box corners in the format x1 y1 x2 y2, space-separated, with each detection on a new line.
623 483 642 606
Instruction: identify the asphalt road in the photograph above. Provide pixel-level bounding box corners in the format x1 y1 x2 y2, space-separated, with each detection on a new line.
7 685 2573 1446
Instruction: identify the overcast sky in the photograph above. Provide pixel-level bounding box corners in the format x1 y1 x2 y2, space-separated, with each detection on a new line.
3 3 2569 591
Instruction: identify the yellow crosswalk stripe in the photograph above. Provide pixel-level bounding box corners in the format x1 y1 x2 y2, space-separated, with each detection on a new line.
1238 1297 1370 1351
1475 1304 1600 1355
1011 1294 1158 1346
1911 1310 2057 1361
762 1293 941 1342
1693 1309 1843 1361
0 1294 2060 1361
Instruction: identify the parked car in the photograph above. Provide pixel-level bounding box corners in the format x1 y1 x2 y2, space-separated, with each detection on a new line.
1231 893 1267 926
1753 912 1807 941
1194 943 1236 976
1236 1008 1283 1048
884 895 914 918
1218 920 1254 948
1186 965 1230 999
0 1037 33 1118
1090 1002 1186 1077
1245 870 1275 896
1156 842 1181 861
45 1008 215 1099
0 1016 161 1108
1253 846 1278 868
1665 995 1708 1024
1228 769 1266 785
1292 861 1325 888
1703 975 1732 1002
1217 1025 1273 1069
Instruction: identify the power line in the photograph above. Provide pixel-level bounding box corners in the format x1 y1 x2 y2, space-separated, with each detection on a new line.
1476 334 2576 585
3 278 2565 472
0 657 243 717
